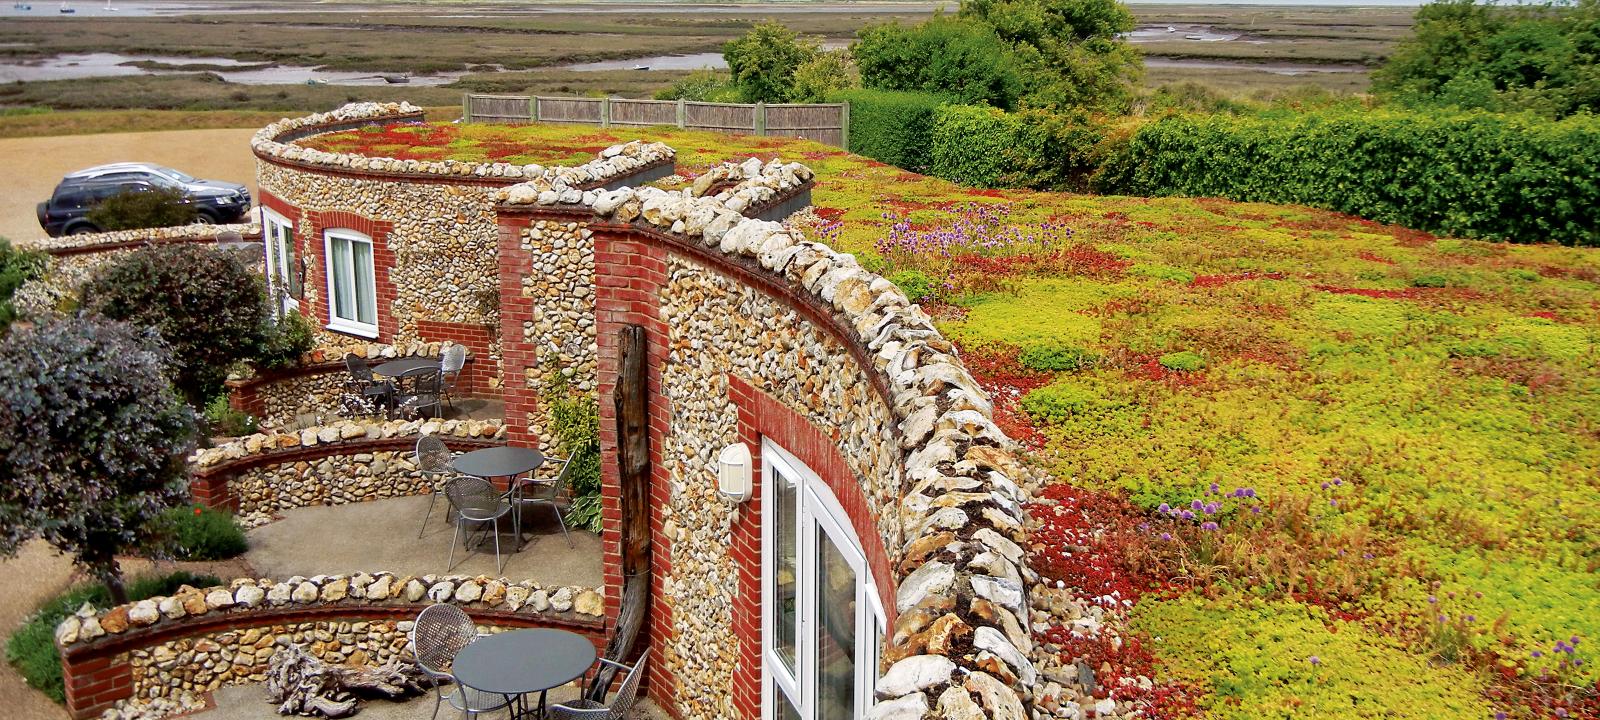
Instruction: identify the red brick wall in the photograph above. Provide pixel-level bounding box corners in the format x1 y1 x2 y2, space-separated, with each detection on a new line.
415 319 500 398
302 209 397 343
62 653 131 719
497 215 539 446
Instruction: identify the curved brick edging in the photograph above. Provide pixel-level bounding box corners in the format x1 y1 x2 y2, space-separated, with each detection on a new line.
189 418 506 525
56 573 606 719
501 156 1038 720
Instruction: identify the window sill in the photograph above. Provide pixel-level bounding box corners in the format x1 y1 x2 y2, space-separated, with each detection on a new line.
325 319 378 340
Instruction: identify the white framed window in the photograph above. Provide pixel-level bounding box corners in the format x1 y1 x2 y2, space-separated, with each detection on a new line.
762 439 886 720
322 228 378 338
261 208 300 316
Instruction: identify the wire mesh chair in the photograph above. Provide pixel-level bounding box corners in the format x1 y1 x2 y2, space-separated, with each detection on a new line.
440 344 467 412
342 353 392 417
513 455 574 549
394 365 444 420
416 434 454 538
410 604 509 720
445 475 514 574
546 648 651 720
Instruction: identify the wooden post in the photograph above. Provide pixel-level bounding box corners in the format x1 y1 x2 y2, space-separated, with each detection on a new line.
529 96 539 123
754 102 766 136
676 98 686 129
591 324 650 699
601 97 612 129
839 102 850 150
461 94 473 123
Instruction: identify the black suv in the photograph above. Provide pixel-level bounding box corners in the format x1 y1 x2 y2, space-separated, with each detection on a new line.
37 163 252 237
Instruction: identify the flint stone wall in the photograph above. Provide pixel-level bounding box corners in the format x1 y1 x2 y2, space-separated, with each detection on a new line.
55 572 605 719
190 418 505 527
499 153 1039 719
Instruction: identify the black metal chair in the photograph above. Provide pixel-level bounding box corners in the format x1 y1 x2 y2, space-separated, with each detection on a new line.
409 604 509 720
394 365 444 420
342 353 392 417
416 434 455 538
513 455 575 549
445 475 514 574
547 649 651 720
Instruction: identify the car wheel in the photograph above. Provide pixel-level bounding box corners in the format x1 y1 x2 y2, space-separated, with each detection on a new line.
67 224 100 236
191 212 217 226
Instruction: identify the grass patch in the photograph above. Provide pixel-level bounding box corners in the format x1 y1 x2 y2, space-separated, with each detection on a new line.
5 570 221 703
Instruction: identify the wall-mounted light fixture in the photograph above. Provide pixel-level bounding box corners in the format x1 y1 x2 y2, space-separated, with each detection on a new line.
718 442 752 503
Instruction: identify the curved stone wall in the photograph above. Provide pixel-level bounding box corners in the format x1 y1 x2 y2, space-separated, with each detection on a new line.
55 572 605 719
189 418 505 526
223 340 484 428
499 155 1038 719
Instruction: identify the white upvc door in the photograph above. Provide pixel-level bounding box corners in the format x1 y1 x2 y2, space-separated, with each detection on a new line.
261 208 298 317
763 440 885 720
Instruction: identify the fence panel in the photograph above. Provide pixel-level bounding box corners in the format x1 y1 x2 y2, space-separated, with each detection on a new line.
765 103 846 147
466 95 533 124
537 97 604 124
610 99 678 127
462 95 848 148
684 102 757 133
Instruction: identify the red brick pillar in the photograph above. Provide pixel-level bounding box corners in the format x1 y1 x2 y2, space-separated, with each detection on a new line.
62 651 131 719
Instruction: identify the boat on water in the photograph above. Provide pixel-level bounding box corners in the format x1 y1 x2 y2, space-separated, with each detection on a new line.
632 65 650 71
13 2 35 9
104 0 116 10
381 73 410 84
1185 34 1205 40
58 1 74 12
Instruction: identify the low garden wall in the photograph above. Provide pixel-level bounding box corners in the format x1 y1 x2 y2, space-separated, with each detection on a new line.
190 418 505 527
13 224 262 323
55 572 605 719
224 340 488 429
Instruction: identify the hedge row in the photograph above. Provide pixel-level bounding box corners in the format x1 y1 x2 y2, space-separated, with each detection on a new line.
840 90 1600 245
1096 111 1600 246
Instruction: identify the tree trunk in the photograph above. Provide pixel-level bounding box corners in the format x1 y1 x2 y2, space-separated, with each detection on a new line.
266 642 429 718
94 558 128 605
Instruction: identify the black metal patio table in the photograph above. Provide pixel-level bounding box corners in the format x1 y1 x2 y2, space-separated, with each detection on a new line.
452 628 597 719
450 445 545 549
371 356 440 378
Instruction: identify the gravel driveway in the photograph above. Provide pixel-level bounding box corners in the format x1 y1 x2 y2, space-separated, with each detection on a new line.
0 128 258 245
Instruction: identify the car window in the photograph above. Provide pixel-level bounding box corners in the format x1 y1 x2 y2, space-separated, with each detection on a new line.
53 190 89 209
159 167 197 183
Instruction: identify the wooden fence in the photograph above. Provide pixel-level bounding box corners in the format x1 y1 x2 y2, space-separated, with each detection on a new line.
462 94 849 148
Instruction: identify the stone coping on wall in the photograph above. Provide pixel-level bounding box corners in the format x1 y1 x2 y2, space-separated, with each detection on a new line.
54 572 605 653
23 223 261 255
500 159 1040 719
224 339 477 401
191 417 505 470
252 101 675 188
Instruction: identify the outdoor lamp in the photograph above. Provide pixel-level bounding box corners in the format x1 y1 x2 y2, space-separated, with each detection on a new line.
718 442 752 503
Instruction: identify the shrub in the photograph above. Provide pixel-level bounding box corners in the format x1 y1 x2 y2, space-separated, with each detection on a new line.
833 88 947 172
545 367 601 534
788 50 860 104
84 187 198 230
1094 109 1600 246
653 69 742 103
889 269 937 303
1159 351 1206 372
0 237 46 333
0 317 195 604
81 244 269 405
203 394 257 437
254 309 314 371
722 21 820 103
929 104 1019 188
927 104 1113 191
5 571 220 703
150 505 248 561
1020 343 1097 372
854 16 1028 110
1411 273 1451 288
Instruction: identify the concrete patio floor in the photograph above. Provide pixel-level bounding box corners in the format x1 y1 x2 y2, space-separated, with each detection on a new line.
246 495 603 587
197 678 670 719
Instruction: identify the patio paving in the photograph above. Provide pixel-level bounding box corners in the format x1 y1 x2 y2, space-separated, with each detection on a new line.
245 495 603 587
198 679 671 719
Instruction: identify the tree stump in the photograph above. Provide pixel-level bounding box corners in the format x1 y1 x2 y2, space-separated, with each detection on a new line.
265 641 431 718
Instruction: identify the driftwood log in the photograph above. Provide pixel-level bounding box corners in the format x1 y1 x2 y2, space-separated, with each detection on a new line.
265 642 431 717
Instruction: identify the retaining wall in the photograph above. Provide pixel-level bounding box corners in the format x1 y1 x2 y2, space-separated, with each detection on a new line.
55 572 605 719
224 340 489 428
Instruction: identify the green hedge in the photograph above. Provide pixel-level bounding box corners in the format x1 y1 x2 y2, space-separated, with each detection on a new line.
834 88 946 172
1094 110 1600 246
929 104 1017 188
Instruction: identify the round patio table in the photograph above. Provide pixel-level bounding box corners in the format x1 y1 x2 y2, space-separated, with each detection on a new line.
451 446 545 548
371 356 440 378
452 629 596 719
